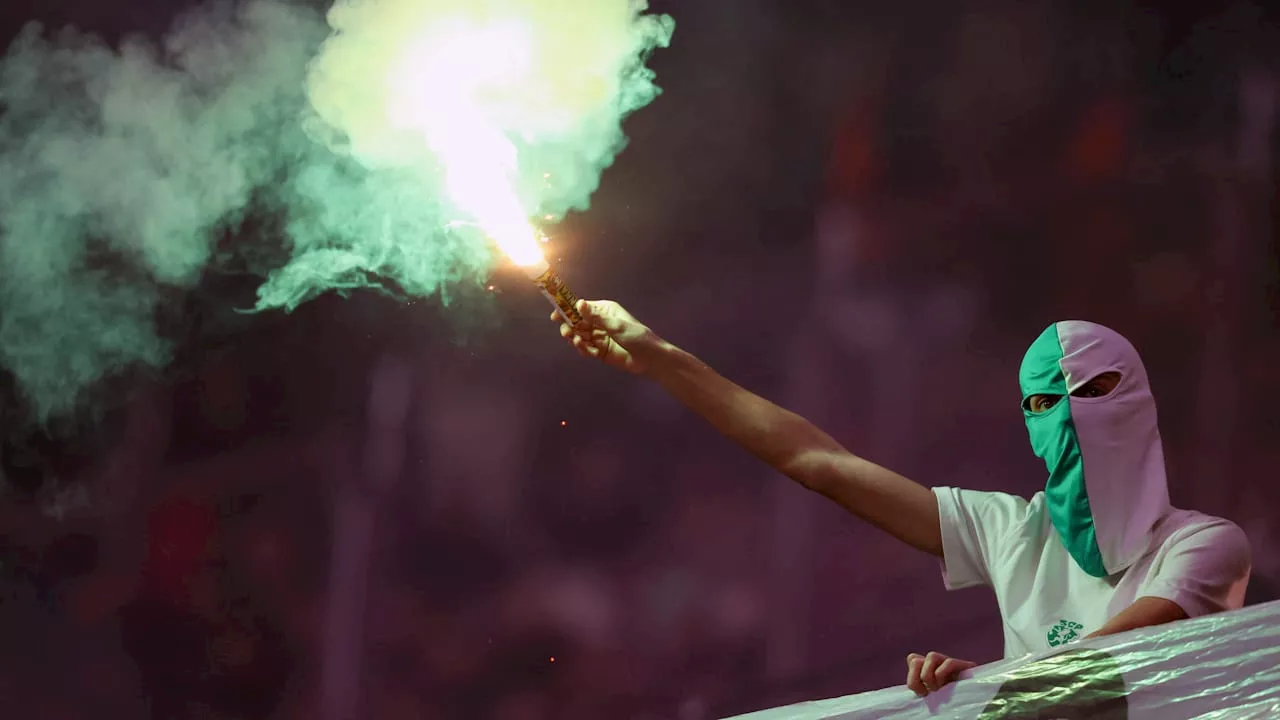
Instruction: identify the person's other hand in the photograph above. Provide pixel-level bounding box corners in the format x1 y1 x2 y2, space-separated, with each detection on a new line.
906 651 977 697
552 299 659 375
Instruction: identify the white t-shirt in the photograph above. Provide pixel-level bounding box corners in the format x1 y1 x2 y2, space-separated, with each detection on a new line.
933 486 1252 658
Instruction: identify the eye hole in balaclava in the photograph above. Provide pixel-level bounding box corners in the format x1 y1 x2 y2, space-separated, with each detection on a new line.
1023 371 1123 414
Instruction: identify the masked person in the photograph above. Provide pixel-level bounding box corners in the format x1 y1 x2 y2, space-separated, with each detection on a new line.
553 302 1251 697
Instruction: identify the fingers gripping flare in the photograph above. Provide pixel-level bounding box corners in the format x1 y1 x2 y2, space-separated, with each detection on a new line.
550 299 648 375
554 302 606 360
556 304 599 355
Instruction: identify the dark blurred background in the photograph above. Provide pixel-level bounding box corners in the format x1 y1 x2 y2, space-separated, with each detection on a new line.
3 1 1280 718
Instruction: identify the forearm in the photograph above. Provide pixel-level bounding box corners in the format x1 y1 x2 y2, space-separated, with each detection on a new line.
643 340 844 484
639 338 942 555
1084 596 1188 640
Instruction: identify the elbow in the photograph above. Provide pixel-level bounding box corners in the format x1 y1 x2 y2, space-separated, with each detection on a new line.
779 449 836 494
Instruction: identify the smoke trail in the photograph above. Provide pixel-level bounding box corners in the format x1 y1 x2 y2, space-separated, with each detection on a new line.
0 0 674 423
0 1 324 423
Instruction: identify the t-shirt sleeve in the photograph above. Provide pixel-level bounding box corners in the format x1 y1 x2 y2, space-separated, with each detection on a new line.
932 486 1030 591
1138 519 1253 618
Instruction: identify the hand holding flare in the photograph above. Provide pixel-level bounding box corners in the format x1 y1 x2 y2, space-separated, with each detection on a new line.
552 299 656 375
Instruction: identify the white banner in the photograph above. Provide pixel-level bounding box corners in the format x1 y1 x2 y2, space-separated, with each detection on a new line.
730 600 1280 720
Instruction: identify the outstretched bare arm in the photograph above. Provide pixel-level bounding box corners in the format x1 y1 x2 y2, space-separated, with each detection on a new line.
555 300 943 557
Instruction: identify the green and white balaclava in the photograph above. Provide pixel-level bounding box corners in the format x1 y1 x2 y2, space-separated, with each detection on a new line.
1020 321 1171 578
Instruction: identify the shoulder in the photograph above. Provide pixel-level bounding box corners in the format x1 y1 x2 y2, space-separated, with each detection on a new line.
931 487 1044 590
1159 510 1250 553
934 486 1036 515
1152 510 1252 573
1139 510 1252 616
933 486 1046 539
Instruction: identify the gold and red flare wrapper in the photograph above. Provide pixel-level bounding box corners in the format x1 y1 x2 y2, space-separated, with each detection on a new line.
526 259 583 325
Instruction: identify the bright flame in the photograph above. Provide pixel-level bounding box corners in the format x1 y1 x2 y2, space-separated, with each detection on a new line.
305 0 673 278
386 20 545 267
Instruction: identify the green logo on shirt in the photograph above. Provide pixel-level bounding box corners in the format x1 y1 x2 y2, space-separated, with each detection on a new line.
1047 619 1084 646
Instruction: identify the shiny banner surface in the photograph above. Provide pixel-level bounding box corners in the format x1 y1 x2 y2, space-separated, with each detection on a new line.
730 600 1280 720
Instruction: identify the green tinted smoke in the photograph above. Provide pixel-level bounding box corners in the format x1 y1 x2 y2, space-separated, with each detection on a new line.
0 0 672 423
